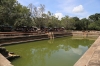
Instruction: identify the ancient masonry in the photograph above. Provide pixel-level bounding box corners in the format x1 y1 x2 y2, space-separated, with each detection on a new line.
0 47 20 66
74 36 100 66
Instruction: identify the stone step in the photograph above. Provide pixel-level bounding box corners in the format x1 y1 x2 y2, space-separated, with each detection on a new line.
0 53 13 66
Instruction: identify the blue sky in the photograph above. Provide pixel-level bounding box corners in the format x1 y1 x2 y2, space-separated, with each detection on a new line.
17 0 100 19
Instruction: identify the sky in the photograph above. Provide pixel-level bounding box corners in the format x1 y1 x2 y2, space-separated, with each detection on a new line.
17 0 100 19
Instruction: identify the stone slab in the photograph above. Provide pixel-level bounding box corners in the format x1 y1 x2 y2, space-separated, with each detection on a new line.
0 53 13 66
74 36 100 66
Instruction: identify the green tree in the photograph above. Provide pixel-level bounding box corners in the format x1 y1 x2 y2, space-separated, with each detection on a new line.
28 3 45 28
88 13 100 30
0 0 16 25
14 3 32 27
72 17 80 30
89 13 100 22
80 18 89 30
0 0 33 27
61 16 75 30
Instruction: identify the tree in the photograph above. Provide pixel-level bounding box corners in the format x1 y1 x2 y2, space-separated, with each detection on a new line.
89 13 100 22
88 13 100 30
28 3 45 28
72 17 80 30
0 0 16 25
80 18 89 30
0 0 33 27
61 16 75 30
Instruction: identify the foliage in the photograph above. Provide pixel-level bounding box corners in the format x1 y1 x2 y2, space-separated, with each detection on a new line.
0 0 100 30
61 16 75 30
0 0 32 27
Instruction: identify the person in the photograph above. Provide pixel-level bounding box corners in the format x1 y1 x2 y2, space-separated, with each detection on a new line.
46 28 54 39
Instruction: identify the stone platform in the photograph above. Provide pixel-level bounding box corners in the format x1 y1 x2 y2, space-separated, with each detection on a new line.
0 53 13 66
74 36 100 66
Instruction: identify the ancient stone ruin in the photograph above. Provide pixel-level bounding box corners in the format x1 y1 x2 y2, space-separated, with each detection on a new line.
0 47 20 60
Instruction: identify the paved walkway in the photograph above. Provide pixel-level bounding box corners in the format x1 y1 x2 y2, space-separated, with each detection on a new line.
0 53 13 66
74 36 100 66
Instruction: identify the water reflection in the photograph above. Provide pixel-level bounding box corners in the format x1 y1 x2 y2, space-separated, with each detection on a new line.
71 47 83 55
5 37 95 66
48 38 54 44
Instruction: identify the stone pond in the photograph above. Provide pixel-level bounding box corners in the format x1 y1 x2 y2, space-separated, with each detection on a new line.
3 36 97 66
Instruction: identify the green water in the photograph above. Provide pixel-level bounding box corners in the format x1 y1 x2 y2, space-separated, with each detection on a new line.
4 36 95 66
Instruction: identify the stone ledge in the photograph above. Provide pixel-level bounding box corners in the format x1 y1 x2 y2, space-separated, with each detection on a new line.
74 36 100 66
0 53 13 66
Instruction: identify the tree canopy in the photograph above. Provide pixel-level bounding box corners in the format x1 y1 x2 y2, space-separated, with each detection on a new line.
0 0 100 30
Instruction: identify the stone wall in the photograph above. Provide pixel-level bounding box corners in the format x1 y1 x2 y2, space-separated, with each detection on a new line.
0 32 72 46
0 47 20 60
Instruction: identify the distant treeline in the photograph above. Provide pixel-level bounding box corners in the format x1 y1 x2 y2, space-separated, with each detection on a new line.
0 0 100 31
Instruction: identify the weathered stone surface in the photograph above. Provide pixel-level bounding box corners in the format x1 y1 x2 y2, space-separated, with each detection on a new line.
74 36 100 66
0 53 13 66
0 47 20 60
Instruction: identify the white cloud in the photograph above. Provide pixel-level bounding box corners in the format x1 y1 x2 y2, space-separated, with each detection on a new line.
72 5 84 13
57 0 85 18
57 0 76 13
17 0 90 19
54 13 64 20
